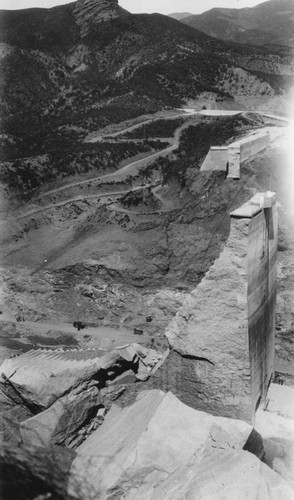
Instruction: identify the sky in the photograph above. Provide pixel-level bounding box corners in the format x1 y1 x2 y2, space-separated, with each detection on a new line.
0 0 265 14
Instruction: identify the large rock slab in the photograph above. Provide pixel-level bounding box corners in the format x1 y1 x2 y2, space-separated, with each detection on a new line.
256 383 294 488
0 343 163 410
148 447 294 500
0 344 149 410
0 349 123 410
20 386 99 447
68 389 270 499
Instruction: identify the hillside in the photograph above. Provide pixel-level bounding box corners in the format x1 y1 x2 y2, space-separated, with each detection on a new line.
0 0 293 199
181 0 294 47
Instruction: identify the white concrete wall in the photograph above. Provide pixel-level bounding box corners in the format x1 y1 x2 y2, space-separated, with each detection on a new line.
240 133 270 164
200 131 271 179
227 132 270 179
200 148 229 172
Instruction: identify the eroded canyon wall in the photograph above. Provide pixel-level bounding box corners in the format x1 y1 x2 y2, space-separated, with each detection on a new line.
162 193 277 423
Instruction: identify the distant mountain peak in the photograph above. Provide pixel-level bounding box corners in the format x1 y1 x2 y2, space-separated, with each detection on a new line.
74 0 120 38
169 12 192 21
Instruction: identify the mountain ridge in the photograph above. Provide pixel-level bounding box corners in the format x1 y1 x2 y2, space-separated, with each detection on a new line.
0 0 293 197
180 0 294 47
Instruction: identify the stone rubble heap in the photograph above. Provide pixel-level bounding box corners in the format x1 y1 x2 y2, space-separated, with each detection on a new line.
68 389 294 500
0 344 293 500
0 344 163 449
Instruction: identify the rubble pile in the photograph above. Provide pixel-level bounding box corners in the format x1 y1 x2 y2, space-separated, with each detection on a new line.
0 344 163 451
0 345 293 500
68 390 294 500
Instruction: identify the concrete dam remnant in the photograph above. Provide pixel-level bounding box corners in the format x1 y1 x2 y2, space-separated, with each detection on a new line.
200 131 271 179
161 192 278 424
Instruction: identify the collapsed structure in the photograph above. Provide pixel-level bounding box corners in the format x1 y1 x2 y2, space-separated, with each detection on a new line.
200 131 271 178
0 190 290 499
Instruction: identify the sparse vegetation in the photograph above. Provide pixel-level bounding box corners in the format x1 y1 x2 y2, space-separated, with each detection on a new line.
0 140 166 196
116 118 185 139
0 0 291 199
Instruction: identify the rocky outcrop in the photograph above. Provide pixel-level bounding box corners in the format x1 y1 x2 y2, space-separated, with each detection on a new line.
68 389 294 500
74 0 120 38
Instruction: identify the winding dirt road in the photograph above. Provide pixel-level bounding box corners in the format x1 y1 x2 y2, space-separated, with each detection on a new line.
85 110 192 142
17 185 151 220
18 118 196 220
15 110 290 221
37 116 195 200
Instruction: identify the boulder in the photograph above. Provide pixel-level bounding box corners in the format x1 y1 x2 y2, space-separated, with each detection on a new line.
68 390 277 500
117 343 164 381
0 441 76 500
148 447 294 500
